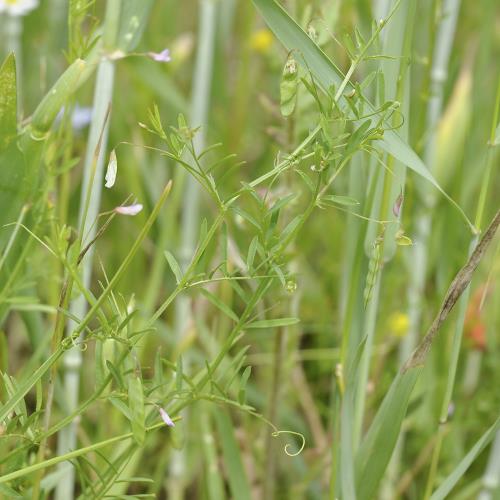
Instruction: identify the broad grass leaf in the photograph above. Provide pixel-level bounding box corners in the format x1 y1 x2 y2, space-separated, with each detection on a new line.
0 53 17 152
117 0 155 52
430 416 500 500
434 66 472 189
340 392 356 500
1 59 86 249
354 367 422 499
214 409 252 500
0 141 27 249
200 409 226 500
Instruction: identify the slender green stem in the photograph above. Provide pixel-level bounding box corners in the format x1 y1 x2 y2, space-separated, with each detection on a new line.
262 327 285 498
0 422 174 485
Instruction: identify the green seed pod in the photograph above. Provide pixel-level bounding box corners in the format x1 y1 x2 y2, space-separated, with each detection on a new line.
280 55 298 117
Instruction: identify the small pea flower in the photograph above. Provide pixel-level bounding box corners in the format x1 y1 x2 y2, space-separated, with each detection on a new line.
148 49 171 63
0 0 39 16
114 203 143 216
159 407 175 427
56 104 93 131
105 150 117 188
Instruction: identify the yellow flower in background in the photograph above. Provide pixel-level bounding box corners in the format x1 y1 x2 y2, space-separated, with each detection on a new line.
249 29 273 53
388 312 410 337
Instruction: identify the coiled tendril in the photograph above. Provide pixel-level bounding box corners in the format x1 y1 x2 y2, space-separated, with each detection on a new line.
271 430 305 457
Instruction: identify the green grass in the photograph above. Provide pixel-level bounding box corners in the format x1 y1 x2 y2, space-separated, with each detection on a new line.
0 0 499 499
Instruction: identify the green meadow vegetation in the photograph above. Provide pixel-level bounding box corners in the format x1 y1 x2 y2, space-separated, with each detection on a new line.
0 0 499 498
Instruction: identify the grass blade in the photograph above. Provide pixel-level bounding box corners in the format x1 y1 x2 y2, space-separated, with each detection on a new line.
0 53 17 151
214 409 252 500
430 416 500 500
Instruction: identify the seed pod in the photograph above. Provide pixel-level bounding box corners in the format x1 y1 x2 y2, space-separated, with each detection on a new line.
280 55 298 117
364 238 381 307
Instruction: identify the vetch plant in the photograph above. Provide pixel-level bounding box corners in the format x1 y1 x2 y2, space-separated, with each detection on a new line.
0 0 498 498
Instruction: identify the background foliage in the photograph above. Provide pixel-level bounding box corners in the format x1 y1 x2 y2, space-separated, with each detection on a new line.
0 0 499 498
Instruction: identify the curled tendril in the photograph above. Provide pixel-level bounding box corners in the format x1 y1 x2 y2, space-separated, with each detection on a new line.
78 342 88 352
271 430 306 457
61 337 72 350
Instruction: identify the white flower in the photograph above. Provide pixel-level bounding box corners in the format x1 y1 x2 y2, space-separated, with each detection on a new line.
105 150 117 188
114 203 143 216
0 0 39 16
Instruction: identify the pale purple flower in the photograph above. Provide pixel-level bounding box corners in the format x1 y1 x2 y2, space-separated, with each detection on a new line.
71 105 93 130
114 203 143 216
392 192 404 218
159 407 175 427
148 49 171 63
55 104 93 131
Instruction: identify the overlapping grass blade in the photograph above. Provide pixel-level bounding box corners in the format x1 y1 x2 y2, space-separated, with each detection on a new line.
0 53 17 151
430 416 500 500
214 409 252 500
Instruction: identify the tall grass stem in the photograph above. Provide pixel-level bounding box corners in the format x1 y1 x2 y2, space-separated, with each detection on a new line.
55 2 121 498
